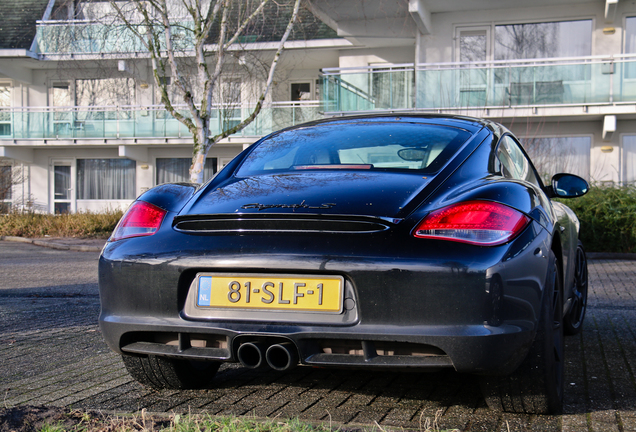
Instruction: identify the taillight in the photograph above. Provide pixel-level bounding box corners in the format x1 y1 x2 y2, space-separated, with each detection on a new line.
110 201 167 241
413 200 530 246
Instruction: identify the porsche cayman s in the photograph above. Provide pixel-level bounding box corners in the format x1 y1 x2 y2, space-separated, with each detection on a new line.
98 114 589 414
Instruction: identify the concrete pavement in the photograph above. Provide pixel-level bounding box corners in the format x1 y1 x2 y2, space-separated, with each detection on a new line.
1 239 636 431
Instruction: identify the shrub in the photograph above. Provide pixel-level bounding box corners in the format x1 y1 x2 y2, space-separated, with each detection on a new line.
559 185 636 253
0 209 123 239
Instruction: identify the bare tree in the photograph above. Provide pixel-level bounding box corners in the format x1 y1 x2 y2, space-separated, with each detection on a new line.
81 0 303 183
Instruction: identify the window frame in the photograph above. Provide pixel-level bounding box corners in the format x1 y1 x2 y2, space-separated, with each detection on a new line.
290 81 313 101
0 82 12 137
76 158 137 200
493 19 593 61
0 164 13 213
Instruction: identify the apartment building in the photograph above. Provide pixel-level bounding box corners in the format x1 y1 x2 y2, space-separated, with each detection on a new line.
0 0 634 213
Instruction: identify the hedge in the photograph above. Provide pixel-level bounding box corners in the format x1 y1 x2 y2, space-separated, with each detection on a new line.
559 185 636 253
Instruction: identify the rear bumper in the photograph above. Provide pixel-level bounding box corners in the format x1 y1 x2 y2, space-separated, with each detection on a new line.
100 316 533 375
99 218 550 376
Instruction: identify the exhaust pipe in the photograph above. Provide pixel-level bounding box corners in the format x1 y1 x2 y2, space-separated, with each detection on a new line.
237 342 269 370
265 342 299 371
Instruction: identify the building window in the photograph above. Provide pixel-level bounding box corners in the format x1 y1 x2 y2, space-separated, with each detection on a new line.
520 137 591 182
622 136 636 184
50 82 72 135
625 17 636 78
76 159 136 199
75 78 136 119
626 17 636 53
0 165 12 213
0 84 11 136
291 82 312 101
156 158 217 184
219 79 242 130
370 66 413 110
156 158 218 184
459 30 488 62
494 20 592 60
54 165 71 214
457 29 489 106
51 82 71 107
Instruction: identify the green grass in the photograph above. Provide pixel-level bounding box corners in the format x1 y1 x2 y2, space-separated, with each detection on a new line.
32 410 456 432
39 414 327 431
36 412 447 432
0 209 123 239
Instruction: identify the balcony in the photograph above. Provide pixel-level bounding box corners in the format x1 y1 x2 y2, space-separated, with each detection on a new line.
0 102 322 141
321 56 636 114
35 20 190 55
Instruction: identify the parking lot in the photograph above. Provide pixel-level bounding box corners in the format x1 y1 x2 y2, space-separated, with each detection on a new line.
1 240 636 431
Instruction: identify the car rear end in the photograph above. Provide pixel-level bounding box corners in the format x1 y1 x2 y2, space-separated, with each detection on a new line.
99 115 551 377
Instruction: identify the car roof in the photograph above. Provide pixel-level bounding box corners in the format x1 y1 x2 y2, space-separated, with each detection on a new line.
276 113 499 136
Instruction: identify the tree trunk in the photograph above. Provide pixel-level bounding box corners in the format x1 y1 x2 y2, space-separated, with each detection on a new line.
190 123 210 183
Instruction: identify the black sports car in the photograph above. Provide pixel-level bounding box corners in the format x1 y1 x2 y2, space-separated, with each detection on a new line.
99 114 589 415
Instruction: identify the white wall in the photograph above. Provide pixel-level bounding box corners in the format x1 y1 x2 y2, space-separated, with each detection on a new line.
338 46 415 68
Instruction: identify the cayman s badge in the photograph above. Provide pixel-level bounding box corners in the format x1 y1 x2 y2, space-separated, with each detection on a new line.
241 200 336 211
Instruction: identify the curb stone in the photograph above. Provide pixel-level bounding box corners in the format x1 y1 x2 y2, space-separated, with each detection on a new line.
0 236 106 252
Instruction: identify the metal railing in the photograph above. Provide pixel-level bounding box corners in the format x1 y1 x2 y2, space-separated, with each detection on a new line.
0 101 323 140
321 55 636 113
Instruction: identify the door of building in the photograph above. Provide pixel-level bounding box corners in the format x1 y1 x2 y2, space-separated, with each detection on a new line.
455 27 490 107
51 160 74 214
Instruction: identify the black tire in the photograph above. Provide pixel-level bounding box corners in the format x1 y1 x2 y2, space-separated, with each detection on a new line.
480 251 564 414
122 354 220 390
564 241 588 335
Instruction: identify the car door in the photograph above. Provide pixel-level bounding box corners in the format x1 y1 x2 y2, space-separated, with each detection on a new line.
496 134 576 296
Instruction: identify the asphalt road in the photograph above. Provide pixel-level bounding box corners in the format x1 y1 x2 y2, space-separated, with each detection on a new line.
1 240 636 431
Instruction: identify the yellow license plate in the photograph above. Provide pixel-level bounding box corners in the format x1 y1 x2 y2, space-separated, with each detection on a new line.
196 273 344 313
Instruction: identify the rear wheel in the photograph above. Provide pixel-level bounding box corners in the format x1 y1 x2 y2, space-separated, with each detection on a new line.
564 241 588 335
122 354 220 390
480 251 564 414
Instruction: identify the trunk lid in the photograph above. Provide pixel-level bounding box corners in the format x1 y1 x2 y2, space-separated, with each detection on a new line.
183 171 434 219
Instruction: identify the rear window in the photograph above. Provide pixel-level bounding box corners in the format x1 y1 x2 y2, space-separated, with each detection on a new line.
236 122 472 176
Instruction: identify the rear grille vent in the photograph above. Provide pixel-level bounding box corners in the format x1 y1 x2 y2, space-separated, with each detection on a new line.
173 214 396 234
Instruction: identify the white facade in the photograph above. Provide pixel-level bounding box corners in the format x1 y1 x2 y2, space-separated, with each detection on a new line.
1 0 635 213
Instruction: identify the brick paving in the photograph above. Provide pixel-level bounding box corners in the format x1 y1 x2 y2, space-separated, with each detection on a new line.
1 240 636 431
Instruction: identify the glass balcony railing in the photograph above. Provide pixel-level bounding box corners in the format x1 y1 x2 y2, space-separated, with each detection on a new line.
321 56 636 113
0 102 322 140
36 20 194 54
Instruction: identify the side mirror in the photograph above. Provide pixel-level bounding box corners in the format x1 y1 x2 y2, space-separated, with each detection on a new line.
549 173 589 198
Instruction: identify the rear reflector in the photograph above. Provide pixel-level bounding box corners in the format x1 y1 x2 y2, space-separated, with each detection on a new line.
110 201 167 241
413 200 530 246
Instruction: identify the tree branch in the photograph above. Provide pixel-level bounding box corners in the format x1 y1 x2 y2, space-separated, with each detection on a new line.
210 0 301 147
223 0 270 49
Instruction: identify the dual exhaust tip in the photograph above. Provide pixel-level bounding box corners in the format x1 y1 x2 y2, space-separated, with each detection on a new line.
237 341 298 371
